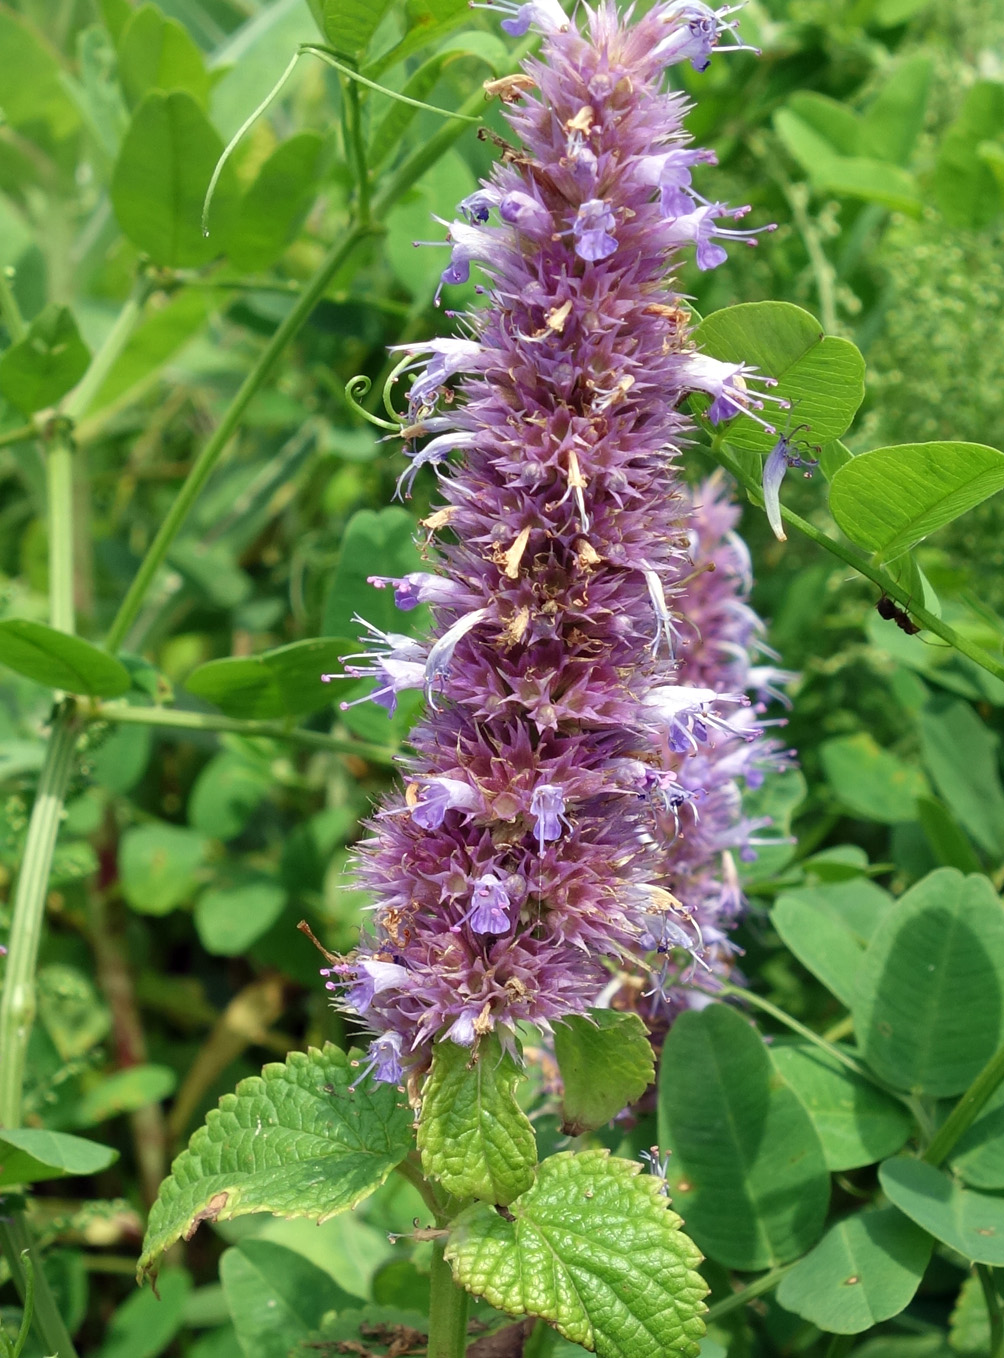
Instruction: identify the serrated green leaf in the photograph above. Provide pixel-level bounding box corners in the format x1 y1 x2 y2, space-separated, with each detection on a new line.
0 619 130 696
220 1239 363 1358
918 699 1004 860
693 301 865 454
111 91 239 267
879 1158 1004 1264
553 1011 654 1135
830 442 1004 564
769 1043 912 1171
820 732 928 824
0 1127 118 1186
446 1150 707 1358
775 1207 933 1334
417 1033 536 1205
658 1004 830 1270
229 132 327 272
0 304 91 414
118 4 210 109
854 869 1004 1096
139 1044 414 1278
184 637 354 720
118 821 209 915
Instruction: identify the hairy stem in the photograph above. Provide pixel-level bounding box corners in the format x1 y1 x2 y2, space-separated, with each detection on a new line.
428 1238 469 1358
90 701 398 765
924 1040 1004 1168
709 442 1004 685
0 705 80 1126
0 1215 79 1358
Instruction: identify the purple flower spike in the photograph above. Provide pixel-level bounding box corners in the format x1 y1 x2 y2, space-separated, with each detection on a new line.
330 0 792 1075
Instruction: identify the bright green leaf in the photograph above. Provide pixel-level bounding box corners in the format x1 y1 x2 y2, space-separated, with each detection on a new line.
98 1268 191 1358
0 11 80 136
782 93 861 157
139 1045 413 1278
229 133 327 272
918 699 1004 860
860 55 933 166
820 732 928 824
184 637 354 720
0 305 91 414
553 1010 655 1135
658 1004 830 1269
769 1042 912 1171
111 91 239 267
195 877 287 956
948 1270 1003 1356
693 302 865 454
0 619 130 696
775 1207 933 1333
916 798 985 875
118 821 209 915
814 157 921 213
933 84 1004 228
0 1127 118 1186
118 4 210 109
950 1083 1004 1190
220 1239 363 1358
75 1065 177 1126
771 878 894 1006
188 752 272 840
323 507 426 639
322 0 394 57
854 869 1004 1096
880 1158 1004 1264
446 1150 708 1358
830 442 1004 564
417 1033 536 1206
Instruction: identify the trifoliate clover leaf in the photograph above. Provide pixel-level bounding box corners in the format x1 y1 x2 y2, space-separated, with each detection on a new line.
446 1149 707 1358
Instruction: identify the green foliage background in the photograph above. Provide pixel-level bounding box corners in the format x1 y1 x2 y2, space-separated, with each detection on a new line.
1 0 1003 1352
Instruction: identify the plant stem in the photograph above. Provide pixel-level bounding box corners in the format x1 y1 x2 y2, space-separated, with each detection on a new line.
924 1039 1004 1167
718 984 870 1082
0 1214 79 1358
0 705 80 1127
0 423 37 449
103 225 372 653
90 701 398 765
428 1238 469 1358
977 1264 1004 1358
63 279 153 423
395 1151 446 1223
704 1263 794 1321
345 77 371 224
778 176 839 335
45 430 76 635
0 268 26 342
708 442 1004 686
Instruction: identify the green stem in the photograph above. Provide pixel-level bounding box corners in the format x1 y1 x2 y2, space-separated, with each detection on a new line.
709 442 1004 686
0 1211 79 1358
395 1151 446 1223
0 268 26 342
0 706 80 1127
977 1264 1004 1358
46 430 75 635
428 1238 469 1358
778 176 839 336
704 1263 794 1321
0 423 37 449
90 701 398 765
345 77 371 224
924 1040 1004 1168
63 279 153 423
103 225 371 653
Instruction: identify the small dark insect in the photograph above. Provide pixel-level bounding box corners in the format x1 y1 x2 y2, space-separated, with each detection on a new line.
876 593 920 635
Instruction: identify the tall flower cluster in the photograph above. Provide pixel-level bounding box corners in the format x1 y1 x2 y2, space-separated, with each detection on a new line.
324 0 792 1085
